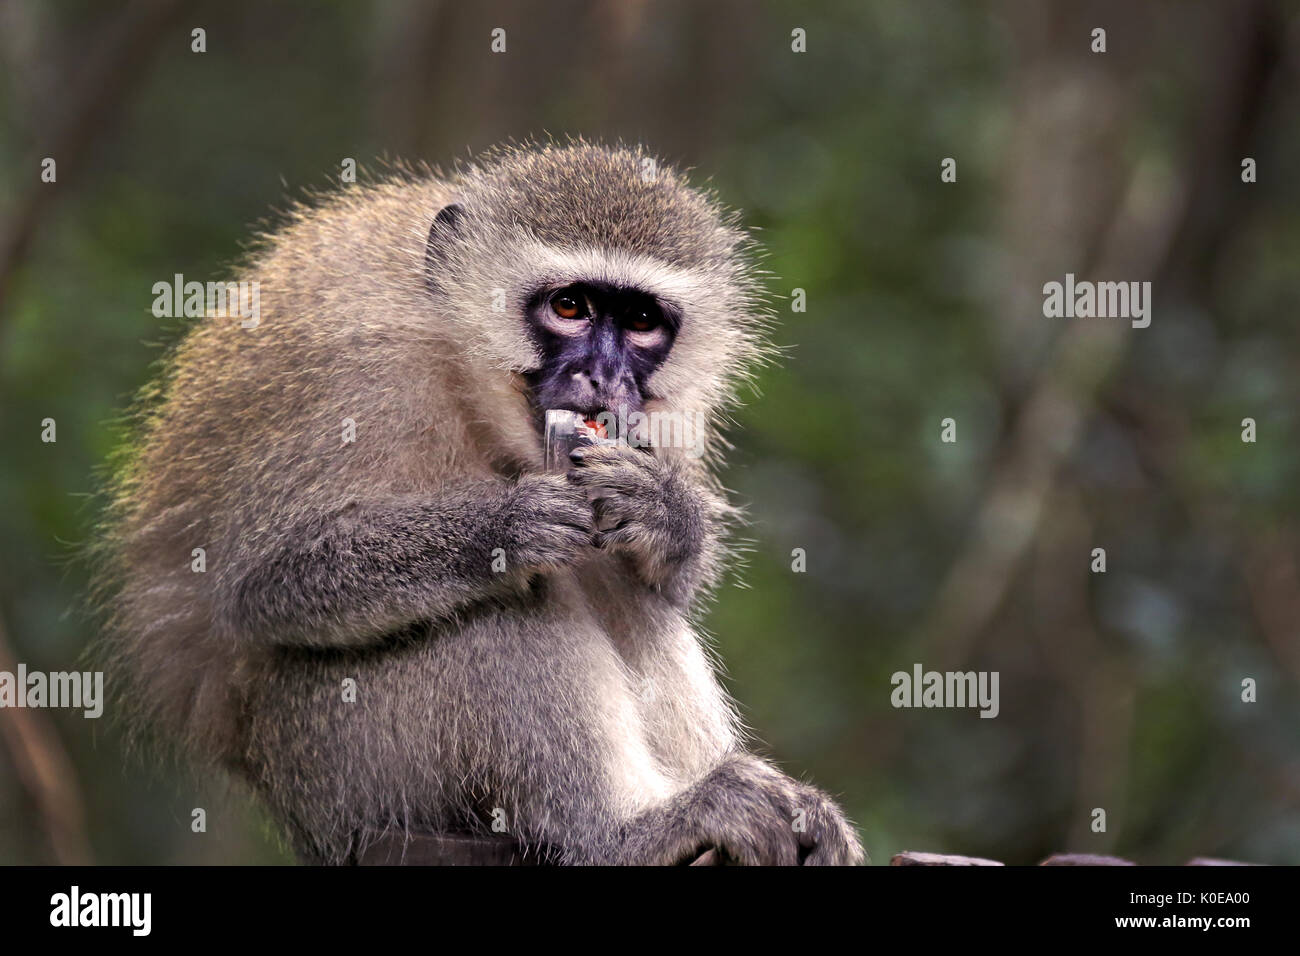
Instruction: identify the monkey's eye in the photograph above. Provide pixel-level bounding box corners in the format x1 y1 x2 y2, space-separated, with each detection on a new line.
624 303 669 348
551 293 584 320
541 287 590 337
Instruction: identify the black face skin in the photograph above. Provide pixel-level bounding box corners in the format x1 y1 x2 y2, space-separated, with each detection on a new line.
524 281 679 435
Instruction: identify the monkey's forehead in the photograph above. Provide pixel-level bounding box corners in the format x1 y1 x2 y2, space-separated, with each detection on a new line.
461 145 744 270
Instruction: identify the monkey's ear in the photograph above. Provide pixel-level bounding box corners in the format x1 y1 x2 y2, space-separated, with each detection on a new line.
425 203 465 292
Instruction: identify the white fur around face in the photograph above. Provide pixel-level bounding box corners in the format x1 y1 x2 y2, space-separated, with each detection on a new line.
436 237 759 468
519 243 718 307
501 244 755 429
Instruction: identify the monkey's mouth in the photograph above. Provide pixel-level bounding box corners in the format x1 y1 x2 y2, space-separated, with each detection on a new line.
576 410 611 439
577 403 645 440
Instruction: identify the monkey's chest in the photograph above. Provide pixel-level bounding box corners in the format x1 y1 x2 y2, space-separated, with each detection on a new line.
547 556 681 661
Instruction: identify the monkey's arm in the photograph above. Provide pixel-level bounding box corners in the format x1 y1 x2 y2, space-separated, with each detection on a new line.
224 475 593 648
567 445 733 607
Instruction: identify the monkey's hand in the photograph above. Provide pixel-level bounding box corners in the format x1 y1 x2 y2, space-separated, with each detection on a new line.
505 473 598 574
707 757 865 866
606 754 865 866
566 443 726 603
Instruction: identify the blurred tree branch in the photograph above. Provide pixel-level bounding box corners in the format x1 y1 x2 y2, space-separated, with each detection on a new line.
0 612 92 864
0 0 188 320
1241 531 1300 687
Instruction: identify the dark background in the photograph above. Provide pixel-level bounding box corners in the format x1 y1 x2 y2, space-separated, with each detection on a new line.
1 0 1297 865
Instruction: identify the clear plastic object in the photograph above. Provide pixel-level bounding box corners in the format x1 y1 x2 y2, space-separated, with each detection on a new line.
544 409 616 472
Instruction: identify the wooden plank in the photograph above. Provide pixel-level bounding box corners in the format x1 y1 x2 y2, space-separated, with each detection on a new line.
1039 853 1135 866
690 848 724 866
351 833 1259 866
355 831 552 866
1186 857 1256 866
891 851 1003 866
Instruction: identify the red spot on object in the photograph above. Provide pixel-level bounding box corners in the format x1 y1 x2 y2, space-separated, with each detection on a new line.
585 419 607 438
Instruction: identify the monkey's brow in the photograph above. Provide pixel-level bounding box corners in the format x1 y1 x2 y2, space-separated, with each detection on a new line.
538 279 647 296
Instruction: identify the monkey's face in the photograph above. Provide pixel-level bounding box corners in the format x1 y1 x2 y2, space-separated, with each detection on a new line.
523 281 679 436
422 144 770 459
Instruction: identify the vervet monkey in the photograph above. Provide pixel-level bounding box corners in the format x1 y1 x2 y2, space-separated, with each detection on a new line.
96 142 863 865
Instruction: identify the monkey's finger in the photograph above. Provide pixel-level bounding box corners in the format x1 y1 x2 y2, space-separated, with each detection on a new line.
592 493 645 528
566 465 651 498
592 521 662 554
590 521 632 550
551 508 597 531
569 443 650 468
536 499 598 534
